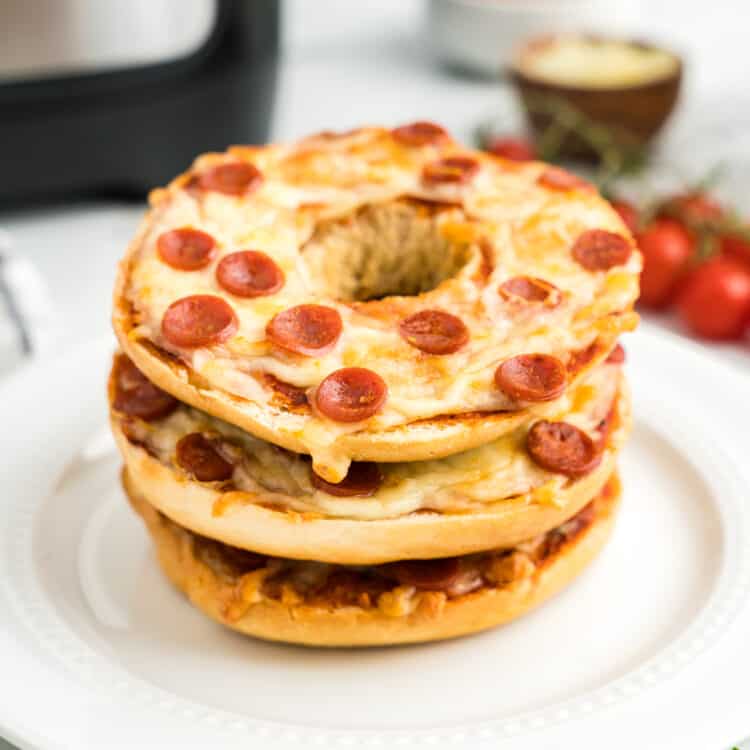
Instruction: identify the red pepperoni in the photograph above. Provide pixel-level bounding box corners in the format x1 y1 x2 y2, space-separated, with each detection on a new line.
526 420 601 478
175 433 234 482
392 121 450 147
195 162 263 196
161 295 238 348
540 503 597 559
606 342 626 364
572 229 632 271
308 130 346 141
216 251 284 298
266 304 342 356
315 367 387 423
595 399 618 448
398 310 469 355
263 373 309 408
537 166 592 192
310 461 383 497
422 156 480 185
387 558 462 591
567 340 600 376
570 500 598 530
112 354 178 421
157 228 216 271
498 276 561 306
494 354 567 402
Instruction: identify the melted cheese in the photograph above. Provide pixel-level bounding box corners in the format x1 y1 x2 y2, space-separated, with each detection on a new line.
122 127 640 478
120 363 623 521
518 36 679 89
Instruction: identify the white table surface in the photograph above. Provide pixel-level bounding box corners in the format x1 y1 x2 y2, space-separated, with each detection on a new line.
0 2 747 747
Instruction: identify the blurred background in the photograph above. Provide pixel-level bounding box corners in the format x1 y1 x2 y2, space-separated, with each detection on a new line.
2 0 750 381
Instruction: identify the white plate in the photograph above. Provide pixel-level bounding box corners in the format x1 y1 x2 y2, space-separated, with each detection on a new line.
1 326 750 750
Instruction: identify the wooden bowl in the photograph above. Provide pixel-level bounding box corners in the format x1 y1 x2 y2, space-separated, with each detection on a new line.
509 34 682 161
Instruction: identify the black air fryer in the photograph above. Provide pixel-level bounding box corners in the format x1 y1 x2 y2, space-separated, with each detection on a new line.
0 0 279 204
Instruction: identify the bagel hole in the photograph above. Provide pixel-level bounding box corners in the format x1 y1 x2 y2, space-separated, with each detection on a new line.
302 201 470 301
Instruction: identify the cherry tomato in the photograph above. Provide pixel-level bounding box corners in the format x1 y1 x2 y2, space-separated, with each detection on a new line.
662 192 724 226
720 232 750 267
610 199 639 234
636 219 695 308
486 136 536 162
677 257 750 339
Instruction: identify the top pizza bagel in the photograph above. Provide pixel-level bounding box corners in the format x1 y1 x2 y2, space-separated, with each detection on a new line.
113 123 640 482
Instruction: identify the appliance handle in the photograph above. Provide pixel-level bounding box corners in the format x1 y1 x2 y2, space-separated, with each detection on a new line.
0 0 280 104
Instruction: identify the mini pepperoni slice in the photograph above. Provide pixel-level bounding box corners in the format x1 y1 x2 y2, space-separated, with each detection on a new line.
157 228 216 271
572 229 632 271
398 310 469 355
606 342 626 364
263 373 309 408
542 501 599 560
495 353 566 402
537 166 592 192
315 367 387 423
114 354 146 391
216 251 284 298
266 304 342 356
498 276 561 306
311 461 384 497
526 420 601 478
595 400 619 448
195 162 263 196
422 156 480 185
392 121 450 147
112 355 178 421
567 340 600 376
175 433 234 482
387 558 462 591
161 295 238 348
114 388 177 423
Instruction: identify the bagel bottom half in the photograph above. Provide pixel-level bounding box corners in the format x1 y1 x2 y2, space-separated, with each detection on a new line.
111 373 629 564
124 469 621 647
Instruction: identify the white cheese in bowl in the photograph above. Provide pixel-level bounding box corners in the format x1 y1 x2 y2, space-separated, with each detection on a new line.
518 36 679 89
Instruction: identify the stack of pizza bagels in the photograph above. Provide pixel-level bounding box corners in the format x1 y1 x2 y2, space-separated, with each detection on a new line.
109 123 639 647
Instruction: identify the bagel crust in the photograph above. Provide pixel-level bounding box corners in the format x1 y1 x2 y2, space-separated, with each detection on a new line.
111 357 631 563
113 125 640 481
125 469 621 647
